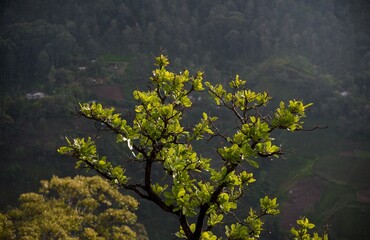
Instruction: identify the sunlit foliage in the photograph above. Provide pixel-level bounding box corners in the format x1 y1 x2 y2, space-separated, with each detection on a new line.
0 176 148 240
58 55 327 239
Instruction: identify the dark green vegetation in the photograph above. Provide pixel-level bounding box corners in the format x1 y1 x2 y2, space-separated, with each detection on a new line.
0 0 369 239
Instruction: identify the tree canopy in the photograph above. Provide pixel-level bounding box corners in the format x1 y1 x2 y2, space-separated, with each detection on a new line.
58 55 327 239
0 175 148 240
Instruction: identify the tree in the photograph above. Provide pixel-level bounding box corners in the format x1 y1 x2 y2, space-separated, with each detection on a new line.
0 175 148 240
58 55 327 239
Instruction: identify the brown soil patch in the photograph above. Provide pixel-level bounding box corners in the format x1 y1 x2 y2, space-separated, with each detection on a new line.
280 176 325 230
357 188 370 204
90 83 124 101
338 151 356 158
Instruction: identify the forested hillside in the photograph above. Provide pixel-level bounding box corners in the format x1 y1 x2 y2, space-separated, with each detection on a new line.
0 0 369 239
1 0 369 86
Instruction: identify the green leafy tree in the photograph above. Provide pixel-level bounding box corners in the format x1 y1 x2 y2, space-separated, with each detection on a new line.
0 175 148 240
290 217 328 240
58 55 327 239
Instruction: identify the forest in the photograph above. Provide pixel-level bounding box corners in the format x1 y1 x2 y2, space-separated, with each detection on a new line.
0 0 369 239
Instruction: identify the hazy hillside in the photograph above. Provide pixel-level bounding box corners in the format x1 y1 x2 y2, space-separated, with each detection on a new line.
0 0 369 239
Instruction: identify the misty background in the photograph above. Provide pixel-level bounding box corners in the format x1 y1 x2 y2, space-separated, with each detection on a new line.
0 0 369 239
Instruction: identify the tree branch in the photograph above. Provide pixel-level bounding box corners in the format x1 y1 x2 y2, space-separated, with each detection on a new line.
193 163 237 239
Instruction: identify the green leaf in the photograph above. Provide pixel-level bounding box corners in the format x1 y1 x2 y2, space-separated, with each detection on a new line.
177 188 186 198
247 159 260 168
155 54 169 68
